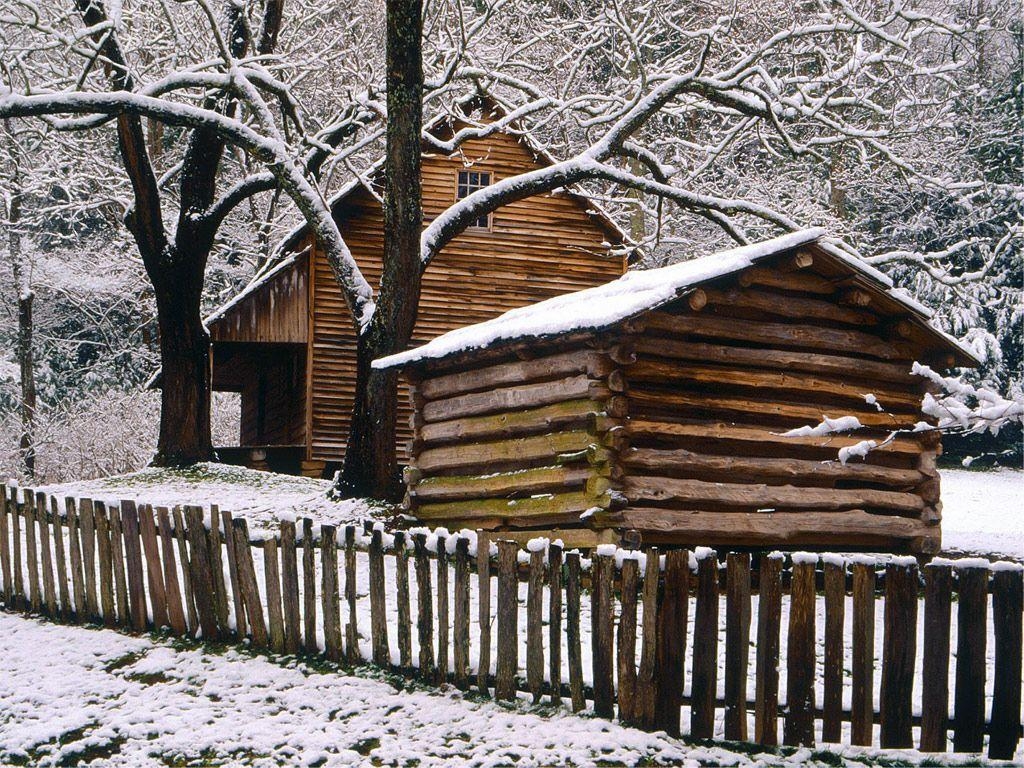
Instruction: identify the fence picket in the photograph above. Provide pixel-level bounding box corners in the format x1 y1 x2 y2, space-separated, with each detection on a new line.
264 538 285 653
232 517 267 648
122 501 150 632
138 504 169 629
394 532 413 669
34 493 56 615
990 567 1023 760
548 542 563 706
691 552 718 739
78 498 96 620
207 506 230 634
953 566 988 753
527 546 545 704
301 518 315 652
785 556 816 747
637 547 659 730
617 557 639 725
0 488 12 604
322 524 342 662
24 490 40 612
344 526 358 664
655 549 688 736
49 497 70 620
221 510 245 639
436 534 449 683
279 520 301 655
476 530 491 696
850 560 875 746
754 553 782 745
172 507 198 635
94 502 116 626
920 562 952 752
495 540 519 702
65 498 85 618
565 551 585 713
822 558 845 743
369 528 390 667
880 561 917 748
157 508 187 636
453 536 471 690
184 506 218 640
724 552 751 741
108 506 129 626
414 533 434 677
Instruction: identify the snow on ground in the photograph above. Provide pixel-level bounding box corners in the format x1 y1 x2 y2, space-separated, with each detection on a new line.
939 468 1024 560
35 463 389 535
0 612 1009 768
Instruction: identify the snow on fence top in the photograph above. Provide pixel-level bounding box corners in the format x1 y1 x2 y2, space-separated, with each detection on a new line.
374 228 974 370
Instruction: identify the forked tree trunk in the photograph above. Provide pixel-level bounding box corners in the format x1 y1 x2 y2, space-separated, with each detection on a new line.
335 0 423 500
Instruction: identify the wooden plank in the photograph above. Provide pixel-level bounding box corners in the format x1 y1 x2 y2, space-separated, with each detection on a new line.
879 560 917 748
592 550 615 718
453 536 471 690
231 518 267 648
724 552 751 741
264 538 286 653
420 399 605 446
476 530 491 696
322 524 342 661
157 508 187 636
989 567 1023 760
637 547 659 730
108 507 129 627
414 533 435 677
94 502 114 626
436 534 450 683
343 526 358 663
369 528 390 666
279 520 301 654
49 497 70 620
416 490 610 527
416 430 599 473
65 498 85 618
495 540 519 701
701 285 880 326
207 507 229 635
172 507 198 633
784 556 816 747
11 488 24 610
617 557 639 726
24 490 40 612
566 551 585 712
394 532 413 669
527 546 545 703
422 373 598 423
548 541 563 706
920 562 952 752
34 493 56 616
654 549 688 736
184 506 218 640
850 560 876 746
138 505 169 629
222 510 246 639
953 566 988 752
754 554 783 745
302 518 316 652
690 552 719 739
0 488 10 605
120 502 149 632
412 465 594 502
822 558 846 743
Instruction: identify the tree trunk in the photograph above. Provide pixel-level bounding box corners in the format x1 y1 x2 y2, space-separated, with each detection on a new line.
335 0 423 500
5 183 36 480
149 256 214 467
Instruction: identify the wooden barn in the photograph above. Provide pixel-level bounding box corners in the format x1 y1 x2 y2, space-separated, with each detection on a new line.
375 229 979 553
198 106 628 476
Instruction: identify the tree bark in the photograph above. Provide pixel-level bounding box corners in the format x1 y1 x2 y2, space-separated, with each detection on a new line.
335 0 423 500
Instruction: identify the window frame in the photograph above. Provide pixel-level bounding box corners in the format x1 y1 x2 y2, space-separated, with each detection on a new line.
455 169 493 231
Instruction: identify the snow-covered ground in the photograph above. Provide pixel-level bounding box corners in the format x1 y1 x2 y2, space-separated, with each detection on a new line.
0 611 1010 768
940 468 1024 560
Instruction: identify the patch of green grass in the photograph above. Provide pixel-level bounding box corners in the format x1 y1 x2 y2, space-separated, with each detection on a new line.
104 650 146 672
125 670 173 686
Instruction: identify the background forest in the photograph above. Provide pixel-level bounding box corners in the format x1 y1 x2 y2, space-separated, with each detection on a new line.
1 0 1020 482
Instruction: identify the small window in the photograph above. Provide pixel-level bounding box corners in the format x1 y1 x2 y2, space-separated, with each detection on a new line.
457 170 491 228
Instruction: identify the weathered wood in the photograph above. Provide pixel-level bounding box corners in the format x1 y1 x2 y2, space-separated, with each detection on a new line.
264 538 286 653
138 505 169 629
547 541 564 706
279 520 301 655
953 566 988 753
107 507 129 626
184 506 218 640
412 465 595 502
344 526 358 664
231 518 267 648
221 510 246 639
417 490 612 527
690 552 719 740
653 549 688 736
93 502 114 626
736 264 836 294
10 488 24 609
24 490 40 612
206 507 229 635
414 533 435 676
423 373 606 423
591 551 615 718
989 567 1023 760
34 493 55 616
850 560 876 746
436 534 450 683
754 554 783 745
453 537 471 690
0 489 10 605
49 497 70 620
302 518 315 652
394 532 413 669
174 510 198 629
495 540 519 702
566 551 585 712
417 430 602 473
65 498 85 618
322 524 342 661
120 502 148 631
527 546 545 703
724 552 751 742
919 562 952 752
637 547 659 730
157 508 187 636
702 285 878 326
369 528 390 666
879 561 917 748
476 530 491 695
420 399 607 446
785 557 816 747
617 557 640 725
624 476 924 514
822 558 846 743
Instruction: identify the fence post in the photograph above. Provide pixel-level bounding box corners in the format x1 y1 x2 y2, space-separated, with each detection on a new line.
232 517 267 647
369 527 390 667
123 501 151 632
754 553 783 745
724 552 751 741
94 501 115 626
954 565 988 752
138 504 169 630
617 557 639 726
0 487 10 605
453 536 471 690
279 520 301 655
11 487 25 610
394 531 413 670
35 492 56 616
221 509 245 639
436 533 449 684
184 506 218 640
107 506 129 626
414 533 434 677
476 530 491 696
850 558 876 746
322 524 342 662
637 547 659 730
691 551 718 739
527 544 545 704
48 497 70 621
495 539 518 702
822 557 846 743
65 498 85 619
565 550 585 712
655 549 688 736
24 489 40 612
548 541 563 707
880 560 918 748
591 549 615 719
990 566 1023 760
157 508 187 636
301 518 316 652
784 554 816 747
172 507 198 634
920 562 952 752
264 538 285 653
207 506 230 634
344 525 358 664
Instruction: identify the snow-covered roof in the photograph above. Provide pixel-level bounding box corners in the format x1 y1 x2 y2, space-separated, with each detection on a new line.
374 229 979 370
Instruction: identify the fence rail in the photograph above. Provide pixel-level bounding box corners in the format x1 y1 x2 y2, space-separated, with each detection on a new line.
0 484 1020 759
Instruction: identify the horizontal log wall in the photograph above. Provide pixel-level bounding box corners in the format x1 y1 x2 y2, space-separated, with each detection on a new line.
617 265 941 553
1 486 1018 759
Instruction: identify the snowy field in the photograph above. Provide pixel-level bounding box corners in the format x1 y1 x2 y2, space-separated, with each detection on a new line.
0 611 1012 768
940 468 1024 560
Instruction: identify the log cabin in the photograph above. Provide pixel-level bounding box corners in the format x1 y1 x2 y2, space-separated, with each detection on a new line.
198 106 629 476
375 229 979 553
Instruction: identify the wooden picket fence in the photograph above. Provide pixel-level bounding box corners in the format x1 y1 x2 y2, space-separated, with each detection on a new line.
0 485 1021 759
